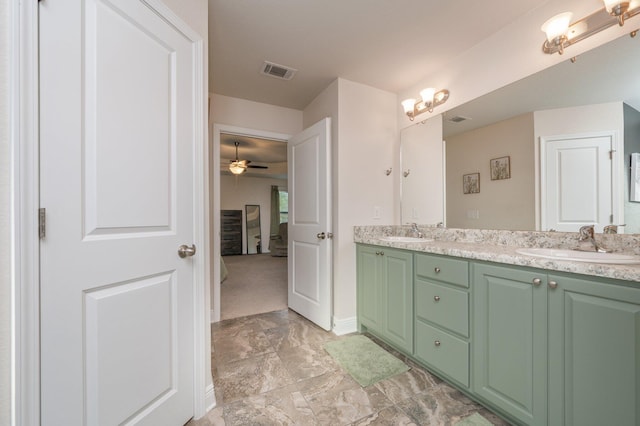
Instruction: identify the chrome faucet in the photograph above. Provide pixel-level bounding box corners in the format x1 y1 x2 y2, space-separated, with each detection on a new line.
578 225 611 253
410 223 424 239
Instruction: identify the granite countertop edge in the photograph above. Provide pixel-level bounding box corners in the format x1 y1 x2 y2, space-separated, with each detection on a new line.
354 236 640 284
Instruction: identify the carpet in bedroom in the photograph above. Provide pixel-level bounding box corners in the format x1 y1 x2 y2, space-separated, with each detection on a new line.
221 253 287 320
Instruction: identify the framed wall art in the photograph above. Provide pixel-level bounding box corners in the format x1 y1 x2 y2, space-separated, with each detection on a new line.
463 173 480 194
490 156 511 180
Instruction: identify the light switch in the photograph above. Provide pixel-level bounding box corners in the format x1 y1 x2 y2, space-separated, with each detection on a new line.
373 206 381 219
467 209 479 219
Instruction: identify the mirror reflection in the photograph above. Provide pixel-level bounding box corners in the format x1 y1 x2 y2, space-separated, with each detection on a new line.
245 204 262 254
401 33 640 233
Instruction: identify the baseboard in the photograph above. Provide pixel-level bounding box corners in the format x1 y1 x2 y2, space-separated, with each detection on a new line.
332 316 358 336
205 383 217 411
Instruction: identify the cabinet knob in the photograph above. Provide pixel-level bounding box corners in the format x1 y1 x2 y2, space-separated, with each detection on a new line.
375 251 384 256
532 278 542 286
548 280 558 289
434 296 441 302
434 340 441 347
434 267 441 273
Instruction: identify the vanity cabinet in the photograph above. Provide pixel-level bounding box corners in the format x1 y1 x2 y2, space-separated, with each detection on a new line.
356 245 413 353
356 243 640 425
472 263 547 425
547 273 640 426
414 253 470 388
473 262 640 426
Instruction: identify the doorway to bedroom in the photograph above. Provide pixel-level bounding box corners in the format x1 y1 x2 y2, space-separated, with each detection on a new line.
218 131 289 320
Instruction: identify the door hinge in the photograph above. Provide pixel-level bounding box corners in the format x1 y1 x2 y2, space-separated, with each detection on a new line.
609 149 615 160
39 208 46 239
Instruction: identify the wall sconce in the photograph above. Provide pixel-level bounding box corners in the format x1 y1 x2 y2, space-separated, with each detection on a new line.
542 0 640 55
402 88 450 121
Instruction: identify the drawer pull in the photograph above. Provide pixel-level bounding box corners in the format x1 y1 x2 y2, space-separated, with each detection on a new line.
434 267 441 273
532 278 542 286
434 296 441 302
434 340 441 347
548 280 558 289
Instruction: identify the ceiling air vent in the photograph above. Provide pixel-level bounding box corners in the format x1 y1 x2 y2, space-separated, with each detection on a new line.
260 61 297 80
448 115 471 123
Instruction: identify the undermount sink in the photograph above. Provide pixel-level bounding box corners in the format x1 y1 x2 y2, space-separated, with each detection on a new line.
378 236 434 243
515 248 640 265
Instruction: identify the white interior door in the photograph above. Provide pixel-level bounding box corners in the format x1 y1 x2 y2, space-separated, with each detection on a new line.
40 1 199 424
288 118 332 330
541 133 613 232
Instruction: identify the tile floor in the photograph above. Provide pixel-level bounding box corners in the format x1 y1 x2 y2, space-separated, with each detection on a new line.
190 309 511 426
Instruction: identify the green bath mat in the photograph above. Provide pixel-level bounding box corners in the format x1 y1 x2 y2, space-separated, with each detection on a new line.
323 335 409 387
455 413 494 426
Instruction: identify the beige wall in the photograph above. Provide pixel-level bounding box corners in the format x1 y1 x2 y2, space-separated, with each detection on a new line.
1 0 11 422
446 113 535 230
213 93 303 135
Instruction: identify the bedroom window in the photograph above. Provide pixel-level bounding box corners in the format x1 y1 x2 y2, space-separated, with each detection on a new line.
279 189 288 223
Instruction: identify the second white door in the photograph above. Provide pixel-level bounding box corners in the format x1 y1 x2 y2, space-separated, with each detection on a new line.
541 133 614 232
287 118 332 330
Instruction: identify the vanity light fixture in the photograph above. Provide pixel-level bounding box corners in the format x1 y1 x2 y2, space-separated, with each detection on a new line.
542 0 640 55
401 88 450 121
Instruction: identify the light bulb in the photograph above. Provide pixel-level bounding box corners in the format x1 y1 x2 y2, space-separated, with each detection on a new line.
541 12 573 42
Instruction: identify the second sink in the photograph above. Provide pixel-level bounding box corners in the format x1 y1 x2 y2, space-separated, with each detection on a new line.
378 236 434 243
515 248 640 265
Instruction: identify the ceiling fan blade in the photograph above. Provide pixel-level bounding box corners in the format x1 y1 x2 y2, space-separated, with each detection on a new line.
247 164 268 169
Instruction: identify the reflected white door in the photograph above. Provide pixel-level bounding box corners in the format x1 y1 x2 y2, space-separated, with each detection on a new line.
40 0 198 424
288 118 332 330
541 133 613 232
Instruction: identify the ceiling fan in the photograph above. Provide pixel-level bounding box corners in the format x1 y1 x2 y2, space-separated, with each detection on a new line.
229 141 268 175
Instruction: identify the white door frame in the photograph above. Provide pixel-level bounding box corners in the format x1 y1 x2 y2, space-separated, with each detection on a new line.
538 130 623 232
11 2 211 424
211 123 290 323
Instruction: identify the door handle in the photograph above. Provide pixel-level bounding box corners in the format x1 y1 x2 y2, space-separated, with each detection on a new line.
178 244 197 258
317 232 326 239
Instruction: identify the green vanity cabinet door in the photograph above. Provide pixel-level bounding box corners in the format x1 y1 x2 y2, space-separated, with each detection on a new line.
356 245 413 353
547 274 640 426
380 248 414 353
357 245 383 332
472 263 548 426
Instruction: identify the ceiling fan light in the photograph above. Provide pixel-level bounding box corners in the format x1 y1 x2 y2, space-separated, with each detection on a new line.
229 161 246 175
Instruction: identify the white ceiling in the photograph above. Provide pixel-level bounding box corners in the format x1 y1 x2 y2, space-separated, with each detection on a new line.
208 0 550 110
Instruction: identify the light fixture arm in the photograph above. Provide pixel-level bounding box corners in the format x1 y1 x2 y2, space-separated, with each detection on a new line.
542 3 639 55
403 89 450 121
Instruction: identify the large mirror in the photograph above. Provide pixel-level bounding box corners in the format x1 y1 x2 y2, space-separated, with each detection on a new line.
245 204 262 254
401 33 640 233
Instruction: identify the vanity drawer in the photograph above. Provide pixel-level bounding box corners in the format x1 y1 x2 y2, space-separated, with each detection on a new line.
415 253 469 287
415 279 468 337
415 320 469 387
